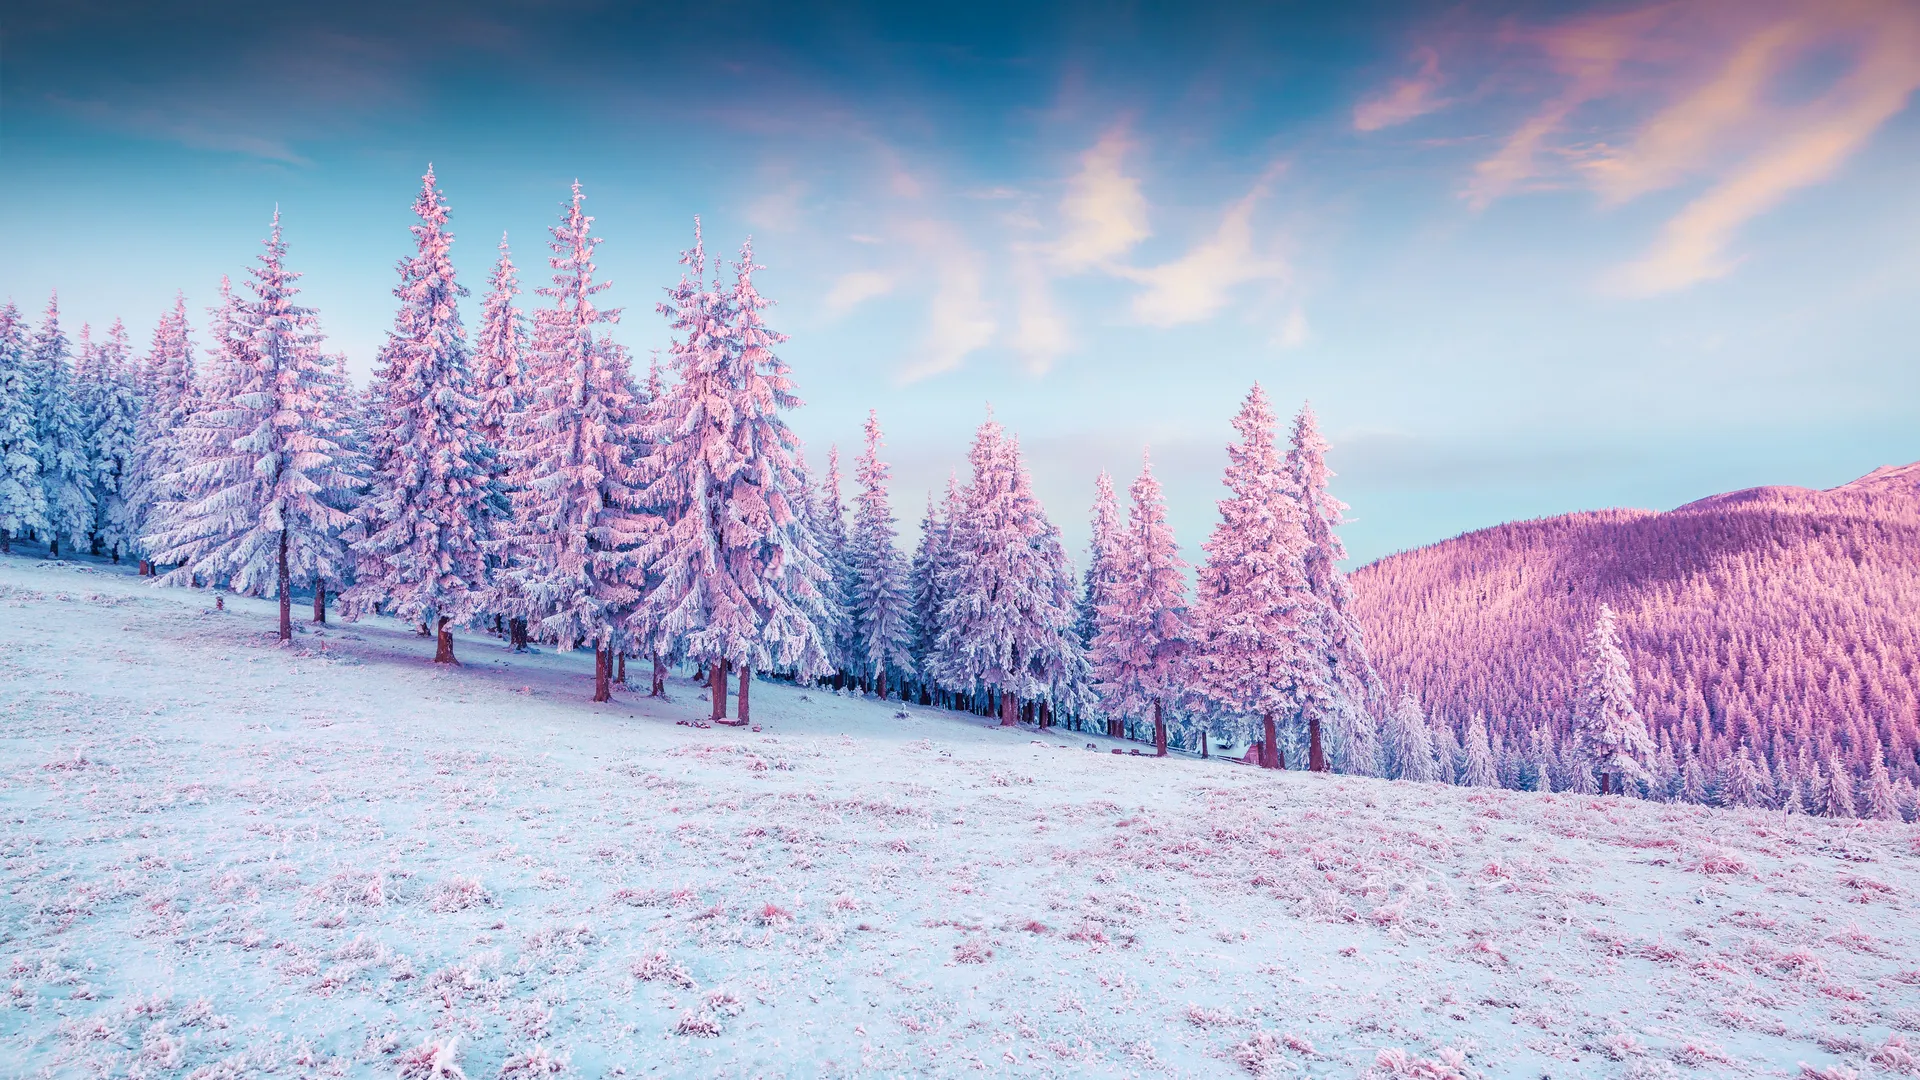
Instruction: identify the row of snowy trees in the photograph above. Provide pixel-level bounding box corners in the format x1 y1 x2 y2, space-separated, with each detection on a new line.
8 164 1856 812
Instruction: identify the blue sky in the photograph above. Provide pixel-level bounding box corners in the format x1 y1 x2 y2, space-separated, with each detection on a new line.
3 0 1917 566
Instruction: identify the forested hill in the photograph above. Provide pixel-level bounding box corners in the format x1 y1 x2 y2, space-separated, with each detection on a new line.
1348 462 1920 796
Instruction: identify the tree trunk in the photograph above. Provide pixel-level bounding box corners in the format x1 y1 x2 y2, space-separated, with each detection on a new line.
49 538 59 558
875 667 888 702
277 531 292 641
738 664 751 724
111 546 119 564
710 659 728 721
434 616 455 664
509 617 528 651
1308 712 1326 773
593 647 612 702
651 655 666 697
617 652 627 685
1000 690 1018 726
1600 772 1612 796
312 579 326 623
1201 729 1209 759
1262 713 1278 770
1154 700 1167 757
1 529 9 554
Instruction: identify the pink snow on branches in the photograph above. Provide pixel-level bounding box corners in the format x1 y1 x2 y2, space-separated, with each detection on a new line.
1576 603 1654 792
1090 451 1190 740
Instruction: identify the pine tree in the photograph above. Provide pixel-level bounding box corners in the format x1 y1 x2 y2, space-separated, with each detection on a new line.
1192 384 1320 768
0 302 47 552
1721 744 1765 809
29 294 94 554
1817 755 1856 819
1862 745 1898 821
1090 451 1190 756
473 233 530 447
1287 403 1382 773
817 444 857 685
1078 469 1125 736
127 296 197 571
504 182 653 701
346 166 498 664
1460 714 1498 787
639 224 832 718
935 414 1079 726
1574 603 1654 794
905 487 949 704
81 320 140 560
1384 692 1438 781
147 213 359 640
849 411 912 699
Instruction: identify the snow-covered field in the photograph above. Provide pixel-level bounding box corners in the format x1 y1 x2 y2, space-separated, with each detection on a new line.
3 555 1918 1079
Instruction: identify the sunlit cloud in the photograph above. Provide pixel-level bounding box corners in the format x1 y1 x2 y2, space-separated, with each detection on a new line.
1354 47 1449 132
823 270 894 317
1115 171 1287 327
1050 128 1150 271
896 220 995 384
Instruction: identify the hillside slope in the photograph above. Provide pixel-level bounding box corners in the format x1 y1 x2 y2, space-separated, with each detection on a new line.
1349 464 1920 798
3 555 1919 1078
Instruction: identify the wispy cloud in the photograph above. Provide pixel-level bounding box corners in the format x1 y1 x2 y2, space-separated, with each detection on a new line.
1009 252 1072 375
1115 170 1287 327
1354 47 1449 132
1454 0 1920 293
823 270 894 318
896 219 995 384
1050 127 1150 271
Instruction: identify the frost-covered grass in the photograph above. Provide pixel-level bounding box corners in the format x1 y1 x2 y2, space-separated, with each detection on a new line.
3 554 1918 1079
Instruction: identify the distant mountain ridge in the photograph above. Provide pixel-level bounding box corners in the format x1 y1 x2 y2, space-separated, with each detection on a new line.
1349 462 1920 801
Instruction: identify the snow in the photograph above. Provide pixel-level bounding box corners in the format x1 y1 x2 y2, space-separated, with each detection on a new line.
4 553 1919 1079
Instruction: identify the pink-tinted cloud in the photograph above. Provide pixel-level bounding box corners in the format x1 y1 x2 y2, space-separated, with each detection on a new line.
1115 167 1287 327
1050 127 1150 271
1354 48 1449 132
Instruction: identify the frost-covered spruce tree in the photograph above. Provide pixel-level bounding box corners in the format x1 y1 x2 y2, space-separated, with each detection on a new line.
1817 756 1856 819
1460 714 1498 787
1384 693 1438 782
1287 403 1381 774
149 213 358 640
472 232 529 631
346 167 498 664
0 303 47 553
816 444 858 685
935 414 1079 726
1192 384 1321 768
905 481 954 705
81 320 141 560
29 294 94 555
1078 469 1125 736
849 410 912 699
1574 603 1654 795
1863 746 1898 821
1720 745 1766 809
504 182 652 701
128 296 197 571
1091 452 1190 755
639 225 832 719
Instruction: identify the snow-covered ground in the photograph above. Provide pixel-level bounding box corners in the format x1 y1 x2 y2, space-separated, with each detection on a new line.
4 554 1918 1080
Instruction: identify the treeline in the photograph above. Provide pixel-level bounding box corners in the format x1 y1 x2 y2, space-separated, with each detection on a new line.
1351 482 1920 820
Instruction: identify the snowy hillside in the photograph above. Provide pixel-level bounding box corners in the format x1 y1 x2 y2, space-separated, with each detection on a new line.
5 554 1919 1079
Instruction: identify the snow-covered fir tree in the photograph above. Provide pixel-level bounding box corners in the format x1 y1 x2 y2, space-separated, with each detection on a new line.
848 411 912 699
934 414 1080 727
1817 755 1856 818
0 302 47 552
127 296 197 570
1721 745 1766 809
147 213 359 640
1287 403 1382 774
1078 469 1125 736
816 444 857 684
346 166 498 664
1460 714 1498 787
905 483 953 703
1863 746 1899 821
1383 692 1438 782
29 294 94 554
1573 603 1655 794
1192 384 1320 768
472 233 530 447
503 182 652 701
639 224 832 718
80 320 140 559
1090 452 1190 755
